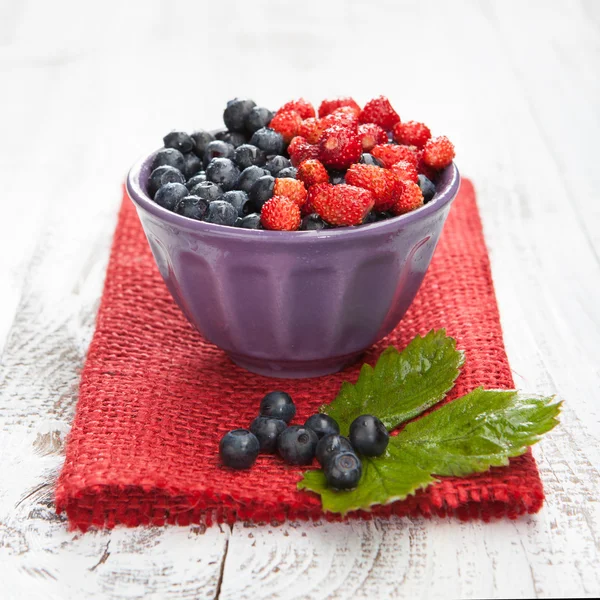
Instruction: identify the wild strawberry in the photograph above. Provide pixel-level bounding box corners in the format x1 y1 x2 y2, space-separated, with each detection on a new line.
319 125 362 169
372 144 419 168
273 177 307 208
269 110 302 143
392 180 424 216
277 98 315 119
390 160 419 183
288 136 320 167
345 163 401 211
318 97 361 118
422 136 455 169
304 182 330 215
357 123 388 152
298 118 326 144
297 159 329 187
261 196 301 231
359 96 400 130
392 120 431 148
416 156 438 181
312 184 374 226
322 107 359 129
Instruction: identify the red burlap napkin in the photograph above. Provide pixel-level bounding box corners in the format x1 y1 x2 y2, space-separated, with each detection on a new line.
55 179 545 530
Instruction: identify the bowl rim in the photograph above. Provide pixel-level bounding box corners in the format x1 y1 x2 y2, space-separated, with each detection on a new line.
126 148 460 242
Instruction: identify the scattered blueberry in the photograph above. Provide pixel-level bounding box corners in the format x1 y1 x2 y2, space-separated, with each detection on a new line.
359 153 384 167
223 98 257 132
304 414 340 440
249 175 275 210
301 214 328 231
154 182 189 211
277 426 318 465
250 416 287 454
163 131 194 154
349 415 389 457
151 148 186 173
324 452 362 490
234 144 266 170
148 165 186 198
264 155 291 176
189 181 224 203
174 195 209 220
250 127 284 155
206 158 240 191
191 130 215 157
216 129 248 148
182 151 203 178
245 106 274 133
222 190 253 217
418 174 436 203
277 166 297 179
329 170 346 185
186 172 207 190
315 434 355 467
234 217 243 227
239 213 262 229
219 429 260 469
203 140 235 167
236 166 270 194
259 391 296 423
204 200 238 226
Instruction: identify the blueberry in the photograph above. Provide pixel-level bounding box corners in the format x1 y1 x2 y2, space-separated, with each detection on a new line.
359 153 384 167
234 217 243 227
174 195 209 221
203 140 235 167
277 426 318 465
315 434 354 467
349 415 389 457
152 148 186 173
277 166 297 179
233 144 266 170
301 214 328 231
163 130 194 154
186 172 207 190
249 175 275 210
239 213 262 229
245 106 274 133
418 174 436 203
154 182 189 211
219 429 260 469
329 170 346 185
206 158 240 191
250 416 287 454
324 452 362 490
363 211 393 224
204 200 238 226
189 181 224 203
222 190 253 217
304 414 340 440
182 151 203 178
250 127 284 155
223 98 257 132
264 155 291 176
148 166 186 198
259 391 296 423
237 166 270 194
216 130 248 148
191 130 215 158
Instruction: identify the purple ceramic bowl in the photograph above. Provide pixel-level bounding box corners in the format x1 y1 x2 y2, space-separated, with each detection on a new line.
127 152 460 378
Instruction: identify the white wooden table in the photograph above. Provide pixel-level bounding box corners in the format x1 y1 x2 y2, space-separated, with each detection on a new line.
1 0 599 598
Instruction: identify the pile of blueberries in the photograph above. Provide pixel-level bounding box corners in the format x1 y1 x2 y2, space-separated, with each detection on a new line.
219 391 389 490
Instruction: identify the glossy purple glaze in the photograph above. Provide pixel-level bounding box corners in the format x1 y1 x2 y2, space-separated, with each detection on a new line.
126 151 460 378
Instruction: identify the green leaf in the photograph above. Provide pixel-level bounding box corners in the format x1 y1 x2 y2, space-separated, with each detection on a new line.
299 389 561 515
322 330 465 434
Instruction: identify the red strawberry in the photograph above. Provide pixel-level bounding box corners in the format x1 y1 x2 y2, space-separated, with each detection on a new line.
359 96 400 130
261 196 301 230
318 125 362 169
304 182 330 215
273 177 307 208
297 159 329 188
298 118 326 144
392 180 424 216
311 184 374 226
390 160 418 183
357 123 388 152
277 98 316 119
392 120 431 148
269 110 302 143
422 136 455 169
372 144 419 168
318 97 361 118
322 107 359 129
288 136 320 167
345 163 401 211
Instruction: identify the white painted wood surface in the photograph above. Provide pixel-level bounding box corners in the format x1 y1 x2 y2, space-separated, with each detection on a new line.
1 0 599 597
